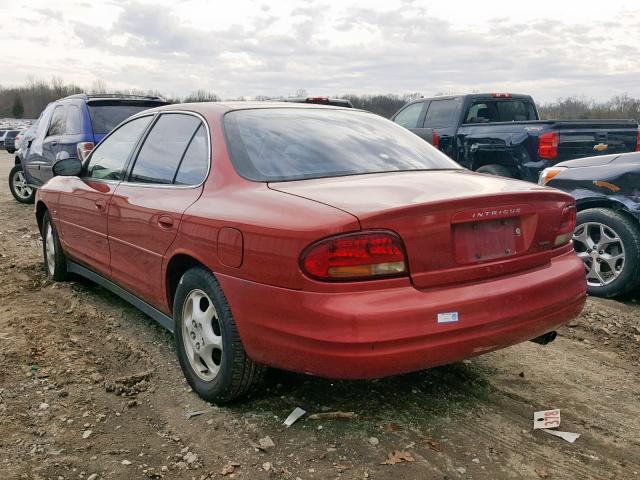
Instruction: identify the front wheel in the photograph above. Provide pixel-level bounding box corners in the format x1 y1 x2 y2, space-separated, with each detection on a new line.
573 208 640 297
9 164 35 204
7 148 15 154
173 266 264 403
42 212 67 281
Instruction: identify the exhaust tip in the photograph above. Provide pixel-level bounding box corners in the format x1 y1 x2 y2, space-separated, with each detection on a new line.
530 331 557 345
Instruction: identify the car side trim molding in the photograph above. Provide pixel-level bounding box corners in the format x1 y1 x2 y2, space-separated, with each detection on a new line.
66 260 175 333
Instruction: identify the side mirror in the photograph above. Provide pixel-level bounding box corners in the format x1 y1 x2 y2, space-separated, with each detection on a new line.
53 157 83 176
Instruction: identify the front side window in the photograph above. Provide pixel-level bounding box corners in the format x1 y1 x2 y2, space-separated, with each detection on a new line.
130 114 202 184
224 108 461 182
393 102 424 128
85 116 152 180
47 106 66 137
424 100 458 128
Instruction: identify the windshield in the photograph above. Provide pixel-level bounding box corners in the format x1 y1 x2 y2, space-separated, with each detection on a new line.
88 102 162 134
224 108 461 182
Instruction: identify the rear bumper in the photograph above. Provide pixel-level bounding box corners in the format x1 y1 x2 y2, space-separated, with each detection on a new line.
218 250 586 379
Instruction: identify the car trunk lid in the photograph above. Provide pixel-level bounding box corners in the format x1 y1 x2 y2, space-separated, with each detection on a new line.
270 170 575 289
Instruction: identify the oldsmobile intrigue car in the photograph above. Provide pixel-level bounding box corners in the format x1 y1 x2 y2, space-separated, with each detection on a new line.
36 102 586 403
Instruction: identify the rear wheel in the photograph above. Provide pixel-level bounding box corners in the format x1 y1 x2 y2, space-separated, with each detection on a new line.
573 208 640 297
7 148 15 154
42 212 67 281
9 164 35 204
476 164 514 178
173 266 264 403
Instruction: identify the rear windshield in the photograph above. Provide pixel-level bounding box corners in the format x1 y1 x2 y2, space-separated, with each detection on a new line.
224 109 461 182
88 102 162 134
464 100 538 123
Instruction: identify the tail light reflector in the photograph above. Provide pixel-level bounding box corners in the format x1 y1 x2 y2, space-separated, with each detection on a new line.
538 131 559 159
554 204 576 246
301 231 407 281
77 142 94 161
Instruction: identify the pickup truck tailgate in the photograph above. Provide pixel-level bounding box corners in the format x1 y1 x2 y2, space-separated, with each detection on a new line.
554 120 638 160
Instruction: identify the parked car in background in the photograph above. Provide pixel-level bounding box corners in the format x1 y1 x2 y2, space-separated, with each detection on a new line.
540 152 640 297
391 93 639 182
9 93 168 203
3 129 23 154
0 130 8 148
36 102 586 403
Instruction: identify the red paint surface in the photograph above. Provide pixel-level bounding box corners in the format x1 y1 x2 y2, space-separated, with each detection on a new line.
37 102 587 379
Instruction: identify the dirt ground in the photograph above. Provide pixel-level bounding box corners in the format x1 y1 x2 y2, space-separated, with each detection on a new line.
0 151 639 480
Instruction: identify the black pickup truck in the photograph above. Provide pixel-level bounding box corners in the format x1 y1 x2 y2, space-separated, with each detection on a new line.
391 93 639 182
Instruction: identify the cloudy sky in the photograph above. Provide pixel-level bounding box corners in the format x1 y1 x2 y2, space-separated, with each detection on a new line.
2 0 639 102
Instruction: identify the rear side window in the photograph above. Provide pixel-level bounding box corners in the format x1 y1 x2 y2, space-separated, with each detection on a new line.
393 102 424 128
424 100 458 128
66 105 83 134
88 102 162 135
85 116 152 180
174 125 208 185
47 106 66 136
130 114 202 184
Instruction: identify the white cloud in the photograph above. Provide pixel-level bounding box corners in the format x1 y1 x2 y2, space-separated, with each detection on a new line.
1 0 639 102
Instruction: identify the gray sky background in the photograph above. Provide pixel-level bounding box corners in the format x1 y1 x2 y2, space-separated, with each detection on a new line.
2 0 639 102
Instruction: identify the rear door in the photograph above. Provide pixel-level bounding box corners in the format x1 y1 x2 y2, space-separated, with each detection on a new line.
56 115 153 276
392 101 431 141
107 112 209 307
38 105 66 183
422 98 462 159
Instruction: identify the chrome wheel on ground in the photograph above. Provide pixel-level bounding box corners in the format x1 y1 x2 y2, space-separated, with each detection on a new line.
45 223 57 277
9 164 35 204
573 222 625 287
173 266 264 403
181 289 223 382
41 211 67 281
573 208 640 298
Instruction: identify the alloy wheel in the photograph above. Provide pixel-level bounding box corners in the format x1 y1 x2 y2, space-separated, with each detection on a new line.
45 224 56 277
573 222 625 287
12 169 33 200
181 289 223 381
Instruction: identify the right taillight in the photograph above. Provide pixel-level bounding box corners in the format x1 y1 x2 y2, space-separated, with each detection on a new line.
301 231 407 281
555 204 576 246
77 142 94 161
538 131 559 159
635 130 640 151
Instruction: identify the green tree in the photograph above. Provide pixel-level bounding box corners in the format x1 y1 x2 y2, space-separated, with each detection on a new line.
12 95 24 118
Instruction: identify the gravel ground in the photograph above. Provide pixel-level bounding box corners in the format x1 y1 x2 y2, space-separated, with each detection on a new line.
0 151 639 480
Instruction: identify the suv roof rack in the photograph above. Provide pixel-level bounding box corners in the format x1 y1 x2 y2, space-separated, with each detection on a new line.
63 93 167 102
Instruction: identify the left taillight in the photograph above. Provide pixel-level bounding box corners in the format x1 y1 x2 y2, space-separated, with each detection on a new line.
77 142 94 161
554 204 576 246
636 130 640 151
538 131 559 160
301 231 408 281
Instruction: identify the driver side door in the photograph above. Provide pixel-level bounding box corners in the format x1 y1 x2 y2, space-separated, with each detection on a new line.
56 115 153 277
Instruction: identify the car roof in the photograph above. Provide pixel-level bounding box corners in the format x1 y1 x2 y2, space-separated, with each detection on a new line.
142 101 361 117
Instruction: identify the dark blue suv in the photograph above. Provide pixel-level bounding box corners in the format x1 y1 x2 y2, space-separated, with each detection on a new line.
9 94 168 203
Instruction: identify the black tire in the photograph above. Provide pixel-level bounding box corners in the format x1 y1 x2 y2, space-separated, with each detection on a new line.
42 211 67 281
476 164 515 178
173 266 264 403
9 164 35 204
7 148 15 154
574 208 640 298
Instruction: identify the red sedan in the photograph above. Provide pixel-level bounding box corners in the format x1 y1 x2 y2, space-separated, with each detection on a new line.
36 102 586 402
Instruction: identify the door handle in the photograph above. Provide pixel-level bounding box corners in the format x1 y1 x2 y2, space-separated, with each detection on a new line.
158 215 174 229
94 199 106 211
